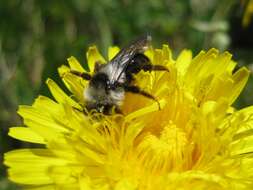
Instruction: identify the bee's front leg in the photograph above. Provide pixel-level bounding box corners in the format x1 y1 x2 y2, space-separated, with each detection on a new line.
70 70 92 80
142 64 169 72
94 61 104 72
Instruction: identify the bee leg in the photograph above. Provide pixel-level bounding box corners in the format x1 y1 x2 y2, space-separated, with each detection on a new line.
131 54 169 73
114 106 124 115
101 105 123 115
70 70 92 80
94 61 104 72
124 85 161 110
142 64 169 72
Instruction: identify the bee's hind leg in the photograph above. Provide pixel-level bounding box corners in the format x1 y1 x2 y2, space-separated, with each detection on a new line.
131 53 169 73
70 70 92 80
142 64 169 72
124 85 161 110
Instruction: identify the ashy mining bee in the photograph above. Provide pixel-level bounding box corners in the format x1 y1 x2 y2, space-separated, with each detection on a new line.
71 35 169 114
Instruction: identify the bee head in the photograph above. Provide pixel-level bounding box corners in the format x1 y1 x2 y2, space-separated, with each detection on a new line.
84 72 112 105
90 73 110 92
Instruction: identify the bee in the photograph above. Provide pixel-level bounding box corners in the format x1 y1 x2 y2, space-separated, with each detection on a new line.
71 35 169 114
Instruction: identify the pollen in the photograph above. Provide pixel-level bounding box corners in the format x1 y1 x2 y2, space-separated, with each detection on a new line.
137 123 190 174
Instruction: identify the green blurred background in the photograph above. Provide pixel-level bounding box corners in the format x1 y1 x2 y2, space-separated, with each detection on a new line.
0 0 253 189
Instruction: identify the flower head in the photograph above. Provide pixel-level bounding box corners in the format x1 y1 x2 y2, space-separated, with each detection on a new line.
4 43 253 190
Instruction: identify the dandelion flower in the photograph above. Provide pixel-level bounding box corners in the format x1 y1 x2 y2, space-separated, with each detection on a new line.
4 43 253 190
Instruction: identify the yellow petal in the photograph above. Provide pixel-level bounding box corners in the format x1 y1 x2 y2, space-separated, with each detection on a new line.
144 48 154 61
229 67 250 104
176 50 192 77
4 149 68 185
234 106 253 134
73 142 105 164
86 46 106 73
230 135 253 156
162 44 173 63
9 127 45 144
108 46 120 61
153 49 163 65
122 122 144 149
79 176 92 190
58 65 70 77
184 49 217 83
17 105 69 143
67 56 85 72
48 165 81 184
115 179 137 190
60 73 85 104
46 79 82 109
18 105 67 132
33 96 61 116
206 67 249 105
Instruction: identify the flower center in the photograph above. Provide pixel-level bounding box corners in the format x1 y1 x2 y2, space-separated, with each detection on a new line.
136 122 193 174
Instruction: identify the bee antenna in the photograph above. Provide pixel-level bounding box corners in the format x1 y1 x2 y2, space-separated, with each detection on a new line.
145 34 152 50
70 70 91 80
147 35 152 42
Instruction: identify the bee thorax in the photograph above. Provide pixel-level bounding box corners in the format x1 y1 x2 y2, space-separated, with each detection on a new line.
100 65 126 84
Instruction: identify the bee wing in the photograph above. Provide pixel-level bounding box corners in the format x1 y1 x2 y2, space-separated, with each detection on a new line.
108 35 152 84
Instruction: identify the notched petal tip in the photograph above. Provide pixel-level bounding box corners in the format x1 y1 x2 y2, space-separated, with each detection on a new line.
67 56 85 73
58 65 70 78
86 45 106 73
